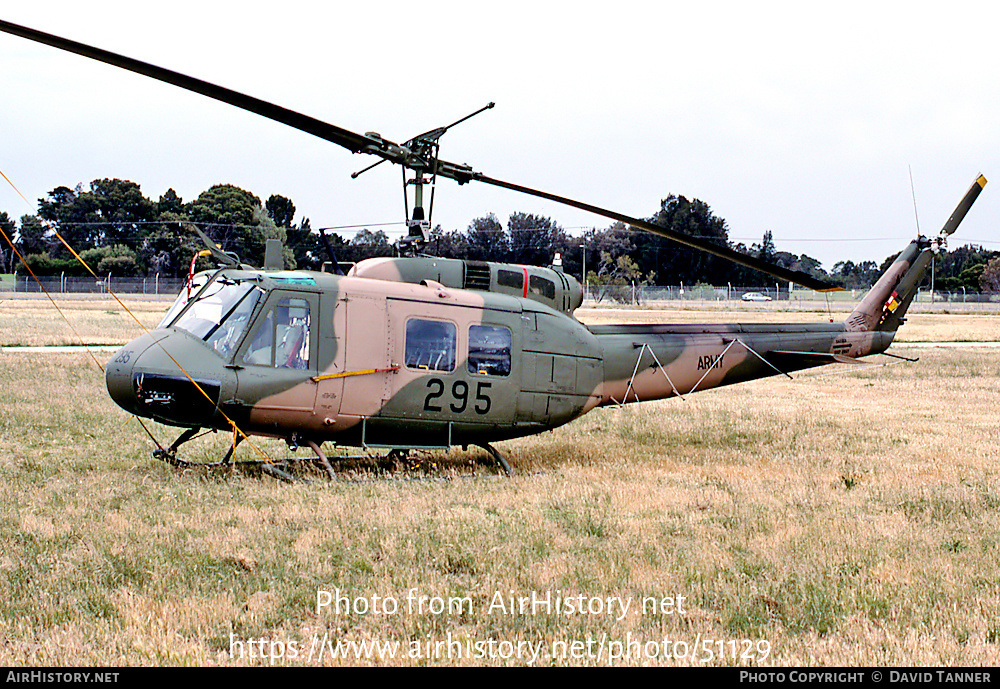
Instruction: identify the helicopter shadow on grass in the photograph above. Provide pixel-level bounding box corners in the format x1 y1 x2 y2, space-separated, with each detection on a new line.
168 444 519 484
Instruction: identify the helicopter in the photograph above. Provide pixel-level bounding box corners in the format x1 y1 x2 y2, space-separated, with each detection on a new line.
0 19 988 478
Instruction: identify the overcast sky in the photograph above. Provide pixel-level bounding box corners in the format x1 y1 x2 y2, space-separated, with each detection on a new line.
1 1 996 270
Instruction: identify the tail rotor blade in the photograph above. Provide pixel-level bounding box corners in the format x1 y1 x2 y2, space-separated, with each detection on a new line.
939 174 987 237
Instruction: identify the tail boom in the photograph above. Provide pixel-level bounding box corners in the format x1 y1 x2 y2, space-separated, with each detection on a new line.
589 322 893 406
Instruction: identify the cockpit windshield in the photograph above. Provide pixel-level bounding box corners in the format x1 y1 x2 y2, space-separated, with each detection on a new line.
167 274 264 359
157 272 211 330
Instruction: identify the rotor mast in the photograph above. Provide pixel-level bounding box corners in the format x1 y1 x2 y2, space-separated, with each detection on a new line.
353 102 496 254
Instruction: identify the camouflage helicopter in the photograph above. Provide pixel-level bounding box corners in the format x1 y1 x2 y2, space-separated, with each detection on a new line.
0 20 987 478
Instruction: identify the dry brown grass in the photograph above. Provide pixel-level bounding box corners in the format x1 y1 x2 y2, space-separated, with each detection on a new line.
1 297 999 666
0 295 167 346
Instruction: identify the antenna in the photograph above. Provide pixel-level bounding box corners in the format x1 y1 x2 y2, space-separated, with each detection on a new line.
908 165 921 236
909 167 939 300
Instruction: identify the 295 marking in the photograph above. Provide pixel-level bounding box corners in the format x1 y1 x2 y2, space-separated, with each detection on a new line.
423 378 492 415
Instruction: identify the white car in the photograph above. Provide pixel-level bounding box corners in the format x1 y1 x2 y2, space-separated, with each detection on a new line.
741 292 772 302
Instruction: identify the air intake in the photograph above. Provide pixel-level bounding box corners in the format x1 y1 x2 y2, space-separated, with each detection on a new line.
463 261 491 290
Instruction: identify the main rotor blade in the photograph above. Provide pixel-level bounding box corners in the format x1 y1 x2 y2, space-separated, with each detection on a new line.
468 173 842 292
0 19 372 154
939 174 987 237
0 18 844 291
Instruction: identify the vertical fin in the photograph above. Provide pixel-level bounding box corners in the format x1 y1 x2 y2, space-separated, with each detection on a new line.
846 175 986 332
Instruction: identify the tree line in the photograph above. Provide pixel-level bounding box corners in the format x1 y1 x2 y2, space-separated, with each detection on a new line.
2 177 997 291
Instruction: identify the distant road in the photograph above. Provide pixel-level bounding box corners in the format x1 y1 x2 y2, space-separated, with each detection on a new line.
0 345 121 353
892 342 1000 348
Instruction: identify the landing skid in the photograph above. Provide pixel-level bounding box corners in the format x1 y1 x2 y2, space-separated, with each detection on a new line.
150 429 514 480
472 443 514 477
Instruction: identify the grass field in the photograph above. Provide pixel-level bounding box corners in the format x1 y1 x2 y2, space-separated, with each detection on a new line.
1 296 999 666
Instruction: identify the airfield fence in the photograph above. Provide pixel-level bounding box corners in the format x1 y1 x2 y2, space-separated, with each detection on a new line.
3 274 185 296
585 284 1000 306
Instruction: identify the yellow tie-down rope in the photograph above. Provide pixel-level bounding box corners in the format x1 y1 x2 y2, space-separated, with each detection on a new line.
0 167 272 467
311 366 399 382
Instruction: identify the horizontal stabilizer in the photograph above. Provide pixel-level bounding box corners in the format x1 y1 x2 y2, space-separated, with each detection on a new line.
767 350 874 366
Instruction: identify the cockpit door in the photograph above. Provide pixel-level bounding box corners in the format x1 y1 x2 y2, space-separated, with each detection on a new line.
233 290 319 427
311 295 347 426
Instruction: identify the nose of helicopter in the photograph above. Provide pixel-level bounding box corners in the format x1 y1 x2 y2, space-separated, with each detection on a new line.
106 330 236 426
106 332 162 415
